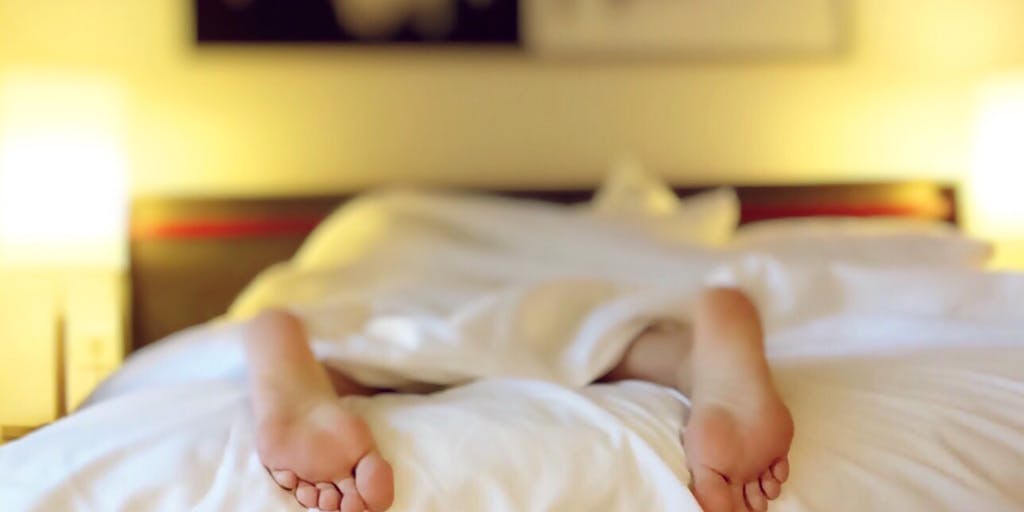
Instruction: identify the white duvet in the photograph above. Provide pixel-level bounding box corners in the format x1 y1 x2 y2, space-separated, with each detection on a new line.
2 190 1024 512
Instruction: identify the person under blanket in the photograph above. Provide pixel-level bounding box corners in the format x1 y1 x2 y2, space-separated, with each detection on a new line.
243 287 794 512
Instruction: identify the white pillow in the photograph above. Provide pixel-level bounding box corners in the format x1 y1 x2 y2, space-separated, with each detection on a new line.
732 217 993 267
587 161 740 246
590 160 684 217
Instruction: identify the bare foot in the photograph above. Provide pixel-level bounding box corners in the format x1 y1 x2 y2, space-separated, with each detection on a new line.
682 290 794 512
257 393 394 512
245 310 394 512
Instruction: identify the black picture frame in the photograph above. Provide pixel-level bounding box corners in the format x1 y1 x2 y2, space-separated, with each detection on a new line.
194 0 520 45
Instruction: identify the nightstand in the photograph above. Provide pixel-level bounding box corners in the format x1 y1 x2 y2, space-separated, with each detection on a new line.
1 425 38 444
63 269 129 409
0 267 127 433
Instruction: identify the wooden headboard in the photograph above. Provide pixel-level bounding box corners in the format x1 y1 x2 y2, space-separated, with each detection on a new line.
130 182 957 351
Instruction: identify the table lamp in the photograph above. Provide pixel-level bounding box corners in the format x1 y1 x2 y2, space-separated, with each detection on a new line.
967 75 1024 269
0 73 128 423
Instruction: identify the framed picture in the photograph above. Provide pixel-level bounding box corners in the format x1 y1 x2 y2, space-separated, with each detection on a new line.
523 0 845 57
194 0 519 45
195 0 843 57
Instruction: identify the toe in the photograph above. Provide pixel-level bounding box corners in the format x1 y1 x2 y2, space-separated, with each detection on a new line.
759 470 781 500
355 451 394 512
338 478 367 512
771 457 790 483
744 480 768 512
690 466 733 512
271 470 298 490
731 483 748 512
317 482 342 511
295 481 320 509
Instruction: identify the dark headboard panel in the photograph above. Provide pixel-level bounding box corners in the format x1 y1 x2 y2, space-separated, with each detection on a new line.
130 182 957 350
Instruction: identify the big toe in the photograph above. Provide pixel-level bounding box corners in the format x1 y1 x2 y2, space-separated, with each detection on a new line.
691 466 733 512
355 451 394 511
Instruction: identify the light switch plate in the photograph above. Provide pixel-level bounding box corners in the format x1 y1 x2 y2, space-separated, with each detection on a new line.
64 269 128 411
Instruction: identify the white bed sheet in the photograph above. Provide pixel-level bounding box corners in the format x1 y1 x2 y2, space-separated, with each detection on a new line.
2 190 1024 512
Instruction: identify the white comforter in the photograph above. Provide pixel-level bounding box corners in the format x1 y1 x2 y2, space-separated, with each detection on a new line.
2 190 1024 512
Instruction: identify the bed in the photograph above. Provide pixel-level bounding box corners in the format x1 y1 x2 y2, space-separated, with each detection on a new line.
2 176 1023 512
126 182 957 349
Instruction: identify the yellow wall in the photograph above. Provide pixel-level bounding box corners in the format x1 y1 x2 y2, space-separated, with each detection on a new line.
0 270 57 426
2 0 1024 196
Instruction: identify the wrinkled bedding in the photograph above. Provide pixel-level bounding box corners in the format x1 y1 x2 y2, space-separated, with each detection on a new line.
2 191 1023 512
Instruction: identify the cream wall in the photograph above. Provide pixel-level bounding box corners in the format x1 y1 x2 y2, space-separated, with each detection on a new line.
0 270 57 426
2 0 1024 196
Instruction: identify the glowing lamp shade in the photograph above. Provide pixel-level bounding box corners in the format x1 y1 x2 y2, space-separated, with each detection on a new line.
0 75 128 268
967 76 1024 267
